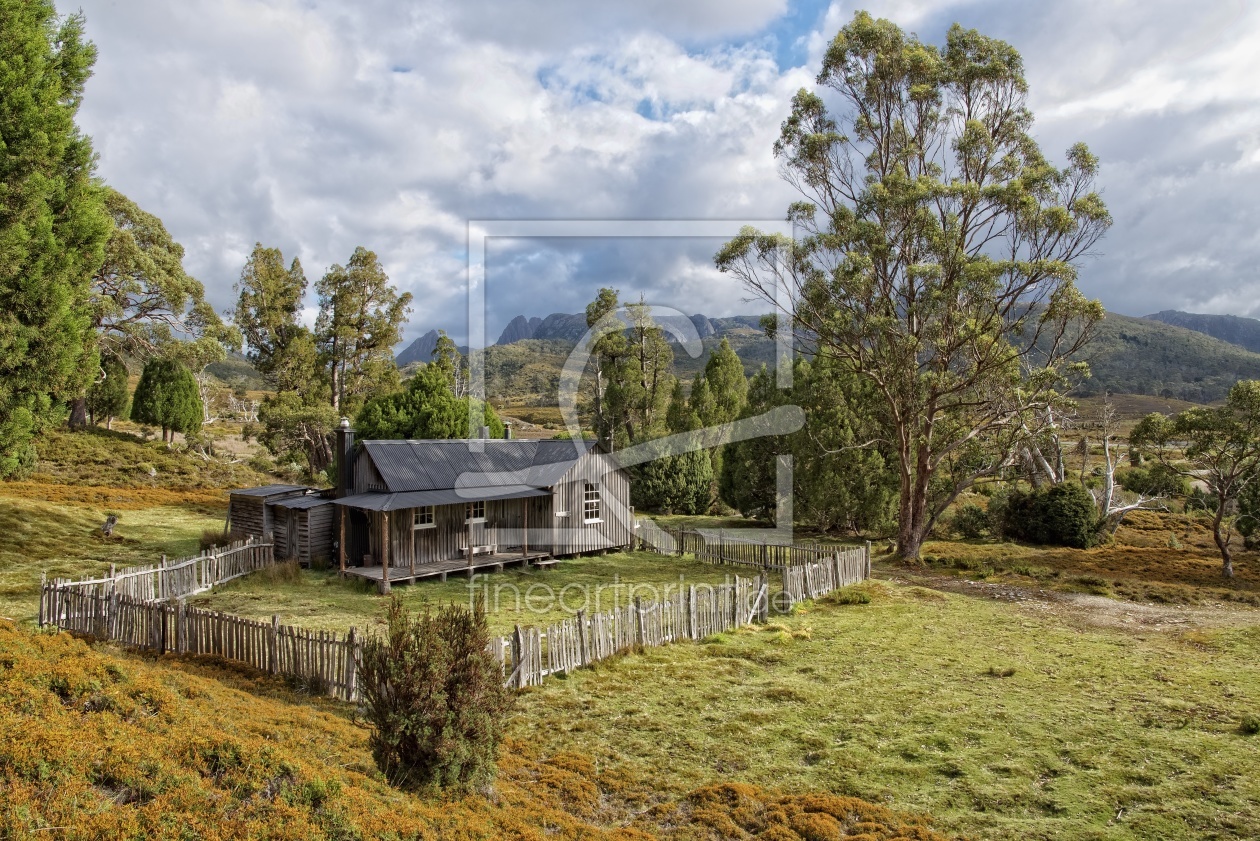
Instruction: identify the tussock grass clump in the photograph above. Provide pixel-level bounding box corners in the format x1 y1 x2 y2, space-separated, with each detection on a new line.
1240 715 1260 736
636 783 947 840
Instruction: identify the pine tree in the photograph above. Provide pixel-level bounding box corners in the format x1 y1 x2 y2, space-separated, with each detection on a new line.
0 2 111 476
86 354 129 428
315 247 412 417
700 337 747 427
131 357 202 442
233 243 308 387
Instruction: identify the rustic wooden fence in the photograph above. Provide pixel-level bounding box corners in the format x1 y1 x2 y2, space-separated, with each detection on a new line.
40 571 769 699
38 582 362 701
781 545 870 604
640 522 867 572
495 574 769 688
39 539 274 610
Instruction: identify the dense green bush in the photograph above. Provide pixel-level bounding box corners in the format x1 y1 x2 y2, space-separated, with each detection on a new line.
950 504 991 539
995 483 1100 549
357 597 514 792
1115 464 1189 498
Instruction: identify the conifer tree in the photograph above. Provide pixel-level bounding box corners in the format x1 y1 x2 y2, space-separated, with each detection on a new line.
0 2 110 476
131 357 202 442
86 354 130 429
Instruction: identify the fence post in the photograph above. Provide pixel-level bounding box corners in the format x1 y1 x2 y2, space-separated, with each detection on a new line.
270 614 280 675
347 627 359 702
687 585 696 640
512 626 525 689
634 596 644 647
576 609 588 666
864 540 872 579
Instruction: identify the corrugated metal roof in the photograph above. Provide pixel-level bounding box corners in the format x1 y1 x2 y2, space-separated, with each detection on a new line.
229 484 309 497
267 495 333 510
360 439 598 493
332 486 550 512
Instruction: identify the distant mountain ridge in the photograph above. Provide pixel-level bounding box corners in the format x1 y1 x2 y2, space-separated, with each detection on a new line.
1143 310 1260 354
398 309 1260 405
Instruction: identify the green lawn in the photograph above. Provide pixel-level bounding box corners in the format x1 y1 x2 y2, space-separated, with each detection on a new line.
192 550 745 636
0 493 225 624
511 580 1260 841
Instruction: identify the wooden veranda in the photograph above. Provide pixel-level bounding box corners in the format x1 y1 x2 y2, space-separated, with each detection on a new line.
343 549 555 593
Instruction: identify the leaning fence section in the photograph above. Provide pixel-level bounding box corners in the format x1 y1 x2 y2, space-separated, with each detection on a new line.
494 573 769 688
781 545 870 604
39 539 274 610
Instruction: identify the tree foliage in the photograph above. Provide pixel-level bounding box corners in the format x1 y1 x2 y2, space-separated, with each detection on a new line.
85 354 129 428
715 12 1110 559
315 247 411 417
1131 380 1260 577
355 365 504 441
90 188 234 366
721 359 897 533
0 2 111 476
233 243 309 387
357 597 514 792
131 357 202 442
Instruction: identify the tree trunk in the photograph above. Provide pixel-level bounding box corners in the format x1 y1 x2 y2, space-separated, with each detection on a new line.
1213 508 1234 578
68 396 88 430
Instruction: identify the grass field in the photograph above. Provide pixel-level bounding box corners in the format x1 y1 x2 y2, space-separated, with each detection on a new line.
0 489 226 624
512 580 1260 840
7 437 1260 839
192 551 745 636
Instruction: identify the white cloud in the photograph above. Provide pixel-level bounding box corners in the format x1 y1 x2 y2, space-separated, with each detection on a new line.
71 0 1260 344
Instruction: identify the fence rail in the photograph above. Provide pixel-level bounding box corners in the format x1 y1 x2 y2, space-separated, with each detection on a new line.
498 574 769 688
641 522 869 573
39 583 361 701
38 539 274 612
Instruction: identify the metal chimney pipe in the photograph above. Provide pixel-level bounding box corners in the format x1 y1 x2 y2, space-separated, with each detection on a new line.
504 423 513 440
479 425 490 440
334 417 355 498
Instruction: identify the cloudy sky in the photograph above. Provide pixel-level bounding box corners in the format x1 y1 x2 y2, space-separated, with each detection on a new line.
74 0 1260 347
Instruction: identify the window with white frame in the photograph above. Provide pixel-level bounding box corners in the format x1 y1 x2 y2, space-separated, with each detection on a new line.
465 500 486 523
583 483 601 523
412 506 434 529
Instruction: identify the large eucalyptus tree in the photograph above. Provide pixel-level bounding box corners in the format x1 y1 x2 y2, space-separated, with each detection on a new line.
716 13 1111 560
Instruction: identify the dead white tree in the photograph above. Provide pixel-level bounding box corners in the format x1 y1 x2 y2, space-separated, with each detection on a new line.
1093 396 1165 534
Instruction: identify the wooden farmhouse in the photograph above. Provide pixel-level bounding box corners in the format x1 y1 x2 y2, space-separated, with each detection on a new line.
228 423 634 591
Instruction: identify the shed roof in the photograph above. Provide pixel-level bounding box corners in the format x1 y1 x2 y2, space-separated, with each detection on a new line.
267 495 333 510
332 486 550 513
361 439 602 494
229 484 308 498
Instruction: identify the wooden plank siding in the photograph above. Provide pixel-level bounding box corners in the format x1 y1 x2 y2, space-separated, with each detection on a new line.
304 503 334 564
229 497 266 539
550 450 633 556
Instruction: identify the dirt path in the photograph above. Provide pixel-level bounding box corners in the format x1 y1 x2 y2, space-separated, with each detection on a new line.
875 567 1260 633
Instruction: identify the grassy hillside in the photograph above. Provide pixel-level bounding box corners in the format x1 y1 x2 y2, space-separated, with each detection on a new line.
31 428 273 489
1070 312 1260 402
516 579 1260 840
0 619 947 840
1144 311 1260 355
